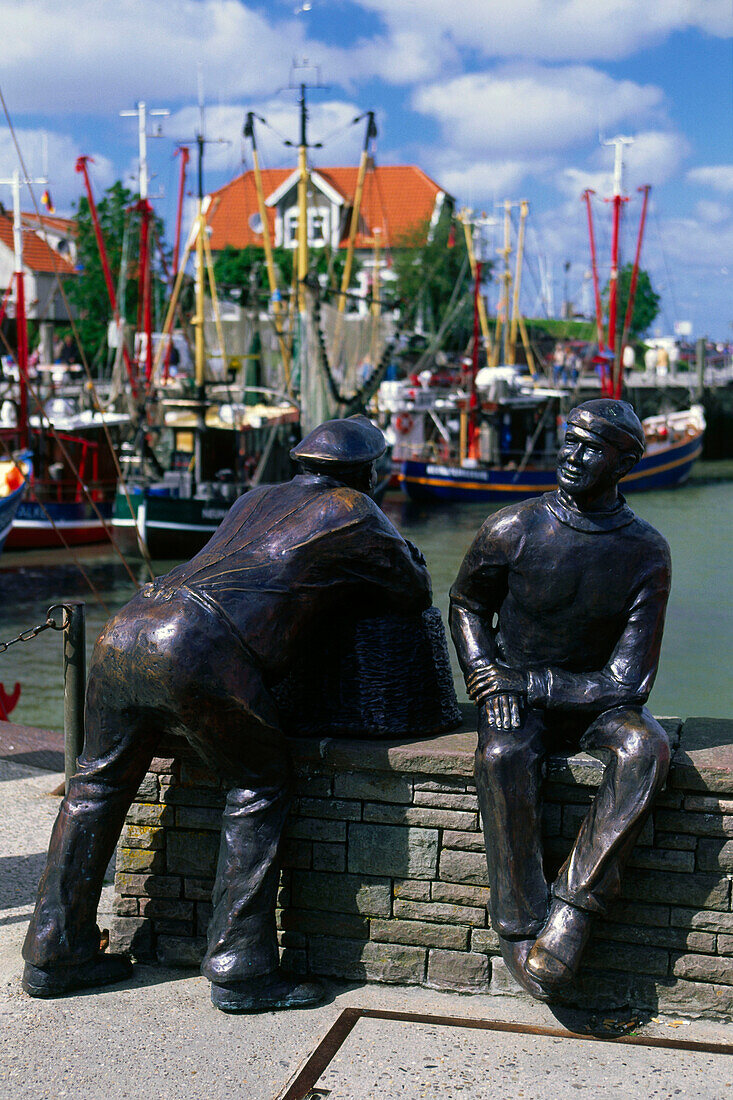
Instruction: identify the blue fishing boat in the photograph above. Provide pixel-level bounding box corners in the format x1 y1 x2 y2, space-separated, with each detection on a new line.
398 405 705 504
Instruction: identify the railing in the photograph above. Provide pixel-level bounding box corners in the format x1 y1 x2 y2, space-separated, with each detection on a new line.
0 602 86 793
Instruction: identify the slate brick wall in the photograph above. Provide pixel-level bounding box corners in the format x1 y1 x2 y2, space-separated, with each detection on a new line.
110 717 733 1018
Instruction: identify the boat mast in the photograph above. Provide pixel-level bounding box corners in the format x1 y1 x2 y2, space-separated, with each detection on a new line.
164 144 189 383
582 188 605 358
10 170 28 449
244 112 292 391
0 167 45 449
508 200 529 366
604 135 632 393
494 200 513 366
338 111 377 315
460 210 493 363
75 156 139 399
120 101 169 390
615 184 651 398
297 83 309 315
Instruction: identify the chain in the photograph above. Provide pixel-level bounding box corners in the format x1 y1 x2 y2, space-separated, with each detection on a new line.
0 604 69 655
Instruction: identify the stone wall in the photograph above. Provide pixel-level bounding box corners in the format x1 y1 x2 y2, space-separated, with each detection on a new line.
110 710 733 1018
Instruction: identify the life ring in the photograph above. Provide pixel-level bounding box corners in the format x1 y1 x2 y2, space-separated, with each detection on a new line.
394 413 414 434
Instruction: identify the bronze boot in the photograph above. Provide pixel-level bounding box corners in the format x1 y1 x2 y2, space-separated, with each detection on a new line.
525 899 594 991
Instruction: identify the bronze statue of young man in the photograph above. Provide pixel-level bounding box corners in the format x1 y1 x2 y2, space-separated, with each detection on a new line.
450 400 671 999
23 415 432 1013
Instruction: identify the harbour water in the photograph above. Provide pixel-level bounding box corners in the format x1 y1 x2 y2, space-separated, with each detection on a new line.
0 477 730 732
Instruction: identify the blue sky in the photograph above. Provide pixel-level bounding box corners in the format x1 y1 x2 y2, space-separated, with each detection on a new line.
1 0 731 338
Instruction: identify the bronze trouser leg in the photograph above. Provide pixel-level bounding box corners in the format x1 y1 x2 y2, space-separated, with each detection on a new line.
22 670 160 969
553 705 671 914
475 706 549 938
188 662 293 984
24 588 292 984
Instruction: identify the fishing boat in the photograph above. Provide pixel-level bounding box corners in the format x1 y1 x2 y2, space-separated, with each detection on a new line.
112 393 299 558
385 139 706 505
4 407 132 549
397 401 705 504
112 84 393 558
0 164 134 551
0 453 30 553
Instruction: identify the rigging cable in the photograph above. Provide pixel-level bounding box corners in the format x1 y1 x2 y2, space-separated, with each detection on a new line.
0 85 154 579
0 432 111 613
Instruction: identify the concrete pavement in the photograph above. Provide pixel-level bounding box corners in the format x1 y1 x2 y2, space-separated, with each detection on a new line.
2 756 733 1100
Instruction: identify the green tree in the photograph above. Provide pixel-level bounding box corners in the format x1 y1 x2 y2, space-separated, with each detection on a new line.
213 244 358 308
67 181 167 366
390 212 480 349
603 263 661 342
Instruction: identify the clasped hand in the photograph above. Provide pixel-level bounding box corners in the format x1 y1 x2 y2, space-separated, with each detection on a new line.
466 663 527 731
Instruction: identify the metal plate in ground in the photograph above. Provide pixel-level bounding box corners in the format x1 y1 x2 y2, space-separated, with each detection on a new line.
281 1009 733 1100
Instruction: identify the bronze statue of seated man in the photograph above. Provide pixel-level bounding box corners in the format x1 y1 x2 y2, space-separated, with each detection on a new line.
450 399 672 999
22 415 432 1013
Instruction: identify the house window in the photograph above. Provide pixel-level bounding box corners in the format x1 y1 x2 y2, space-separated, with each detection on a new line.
282 207 329 247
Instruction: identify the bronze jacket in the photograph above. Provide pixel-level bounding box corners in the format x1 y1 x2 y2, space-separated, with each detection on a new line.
158 473 432 678
450 491 671 712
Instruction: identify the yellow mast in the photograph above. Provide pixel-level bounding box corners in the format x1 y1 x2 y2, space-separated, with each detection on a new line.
370 227 381 369
508 200 528 365
460 209 493 361
338 112 376 315
492 200 513 366
244 113 292 392
297 84 309 315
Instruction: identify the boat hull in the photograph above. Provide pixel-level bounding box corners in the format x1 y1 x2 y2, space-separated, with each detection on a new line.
400 429 704 504
113 491 233 560
5 499 115 550
0 483 27 553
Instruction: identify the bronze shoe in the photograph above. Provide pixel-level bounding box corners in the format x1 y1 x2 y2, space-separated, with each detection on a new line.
498 936 553 1002
22 953 133 998
211 970 326 1014
525 899 594 990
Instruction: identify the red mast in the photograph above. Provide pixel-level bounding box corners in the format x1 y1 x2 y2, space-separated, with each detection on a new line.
616 185 651 397
75 156 138 399
468 259 482 458
164 145 189 382
604 137 631 394
582 189 605 386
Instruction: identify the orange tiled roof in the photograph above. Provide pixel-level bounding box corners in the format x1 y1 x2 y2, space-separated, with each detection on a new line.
21 211 77 237
207 165 447 252
0 211 75 275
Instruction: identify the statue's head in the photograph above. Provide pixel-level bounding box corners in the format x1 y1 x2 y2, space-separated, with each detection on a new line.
290 414 386 495
557 399 645 501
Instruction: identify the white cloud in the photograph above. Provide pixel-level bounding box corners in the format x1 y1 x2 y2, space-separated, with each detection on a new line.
1 0 344 114
694 199 730 224
0 129 114 214
355 1 733 65
413 65 666 158
619 130 689 188
687 165 733 193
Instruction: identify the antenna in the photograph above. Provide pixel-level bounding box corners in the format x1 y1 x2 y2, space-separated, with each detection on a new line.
120 101 170 200
603 134 634 198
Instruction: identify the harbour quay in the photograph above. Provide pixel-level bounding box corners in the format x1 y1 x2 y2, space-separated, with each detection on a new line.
109 707 733 1020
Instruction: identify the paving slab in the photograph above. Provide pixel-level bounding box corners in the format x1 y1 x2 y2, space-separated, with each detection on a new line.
2 757 733 1100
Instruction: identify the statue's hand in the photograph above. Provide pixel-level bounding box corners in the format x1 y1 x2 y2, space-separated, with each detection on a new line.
486 693 522 730
467 663 527 702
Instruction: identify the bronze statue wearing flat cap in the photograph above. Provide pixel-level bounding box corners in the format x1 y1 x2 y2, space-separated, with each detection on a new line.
23 415 432 1012
450 399 671 999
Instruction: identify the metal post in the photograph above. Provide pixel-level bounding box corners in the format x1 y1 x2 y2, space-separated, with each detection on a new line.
63 602 86 794
696 336 706 397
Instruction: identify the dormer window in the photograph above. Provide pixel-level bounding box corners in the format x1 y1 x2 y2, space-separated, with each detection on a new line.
283 206 330 248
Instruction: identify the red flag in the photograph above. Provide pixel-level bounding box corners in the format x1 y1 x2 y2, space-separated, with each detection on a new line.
447 223 456 248
41 189 55 214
